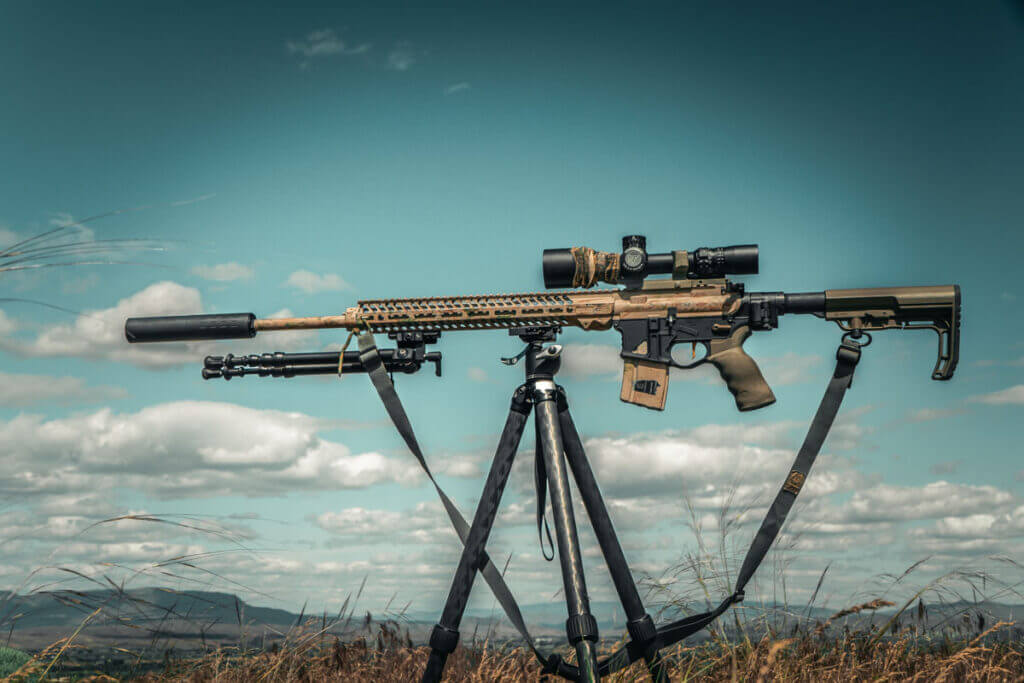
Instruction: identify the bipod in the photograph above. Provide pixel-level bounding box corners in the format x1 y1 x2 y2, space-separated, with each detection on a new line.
201 330 443 380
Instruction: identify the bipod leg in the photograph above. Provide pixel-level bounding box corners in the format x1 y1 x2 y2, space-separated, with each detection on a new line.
557 391 668 682
534 383 601 683
421 386 532 683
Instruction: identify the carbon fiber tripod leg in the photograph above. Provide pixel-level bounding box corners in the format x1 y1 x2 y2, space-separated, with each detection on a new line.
535 386 601 683
421 387 531 683
557 393 668 683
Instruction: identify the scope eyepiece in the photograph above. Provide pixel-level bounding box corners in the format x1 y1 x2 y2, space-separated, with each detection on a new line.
689 245 758 277
543 236 758 289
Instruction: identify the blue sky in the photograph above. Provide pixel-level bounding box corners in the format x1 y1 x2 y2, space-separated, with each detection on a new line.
1 1 1023 625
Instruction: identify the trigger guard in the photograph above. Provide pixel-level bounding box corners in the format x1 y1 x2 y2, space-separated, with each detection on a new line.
668 340 711 370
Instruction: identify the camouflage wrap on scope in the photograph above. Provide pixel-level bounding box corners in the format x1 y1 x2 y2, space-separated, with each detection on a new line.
569 247 621 288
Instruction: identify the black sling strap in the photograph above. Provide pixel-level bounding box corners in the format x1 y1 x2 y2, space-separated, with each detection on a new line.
600 337 865 666
355 332 552 667
534 419 556 561
356 329 863 677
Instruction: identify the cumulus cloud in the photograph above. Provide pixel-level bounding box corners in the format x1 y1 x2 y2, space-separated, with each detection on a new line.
0 400 429 500
316 501 452 547
564 422 867 506
969 385 1024 405
285 270 351 294
835 481 1014 524
191 262 254 281
286 28 371 60
0 281 317 368
0 371 127 407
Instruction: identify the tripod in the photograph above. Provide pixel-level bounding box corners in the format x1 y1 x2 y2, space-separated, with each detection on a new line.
422 327 666 683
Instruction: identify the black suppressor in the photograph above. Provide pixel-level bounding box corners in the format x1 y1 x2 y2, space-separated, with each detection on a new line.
125 313 256 343
542 237 758 289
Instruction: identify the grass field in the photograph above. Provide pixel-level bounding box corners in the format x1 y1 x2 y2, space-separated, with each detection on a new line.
4 605 1024 682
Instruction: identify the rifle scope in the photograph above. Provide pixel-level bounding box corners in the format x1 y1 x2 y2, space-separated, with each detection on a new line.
542 235 758 289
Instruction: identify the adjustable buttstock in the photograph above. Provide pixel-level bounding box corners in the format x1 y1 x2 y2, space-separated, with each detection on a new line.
707 325 776 412
824 284 960 380
620 359 670 410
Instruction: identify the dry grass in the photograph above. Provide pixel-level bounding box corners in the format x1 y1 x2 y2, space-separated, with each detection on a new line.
6 492 1024 681
6 612 1024 682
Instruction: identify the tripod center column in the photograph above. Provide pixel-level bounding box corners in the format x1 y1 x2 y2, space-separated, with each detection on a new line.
528 342 601 682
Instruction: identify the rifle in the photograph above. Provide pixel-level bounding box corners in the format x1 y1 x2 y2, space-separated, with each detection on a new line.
126 236 959 409
124 236 961 682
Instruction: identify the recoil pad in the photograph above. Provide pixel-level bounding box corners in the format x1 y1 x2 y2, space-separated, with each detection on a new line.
428 624 460 654
566 613 599 644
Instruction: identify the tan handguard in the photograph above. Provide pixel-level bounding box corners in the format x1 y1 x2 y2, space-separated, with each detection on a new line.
706 325 776 412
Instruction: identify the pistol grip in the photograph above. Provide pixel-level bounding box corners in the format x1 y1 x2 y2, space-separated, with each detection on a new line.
708 326 776 412
620 358 670 410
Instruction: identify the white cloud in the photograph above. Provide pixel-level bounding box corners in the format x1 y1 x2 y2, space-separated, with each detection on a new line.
832 481 1013 524
575 427 864 503
0 371 127 407
0 281 317 369
559 344 620 378
315 501 450 546
444 82 471 95
284 270 350 294
191 262 254 282
0 280 203 367
286 28 371 59
0 400 426 500
969 385 1024 405
387 41 418 70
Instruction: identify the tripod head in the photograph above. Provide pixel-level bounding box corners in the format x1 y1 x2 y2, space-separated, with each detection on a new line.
498 325 563 380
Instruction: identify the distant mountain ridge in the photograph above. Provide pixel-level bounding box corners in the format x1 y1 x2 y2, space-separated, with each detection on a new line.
0 587 297 630
1 587 1019 653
